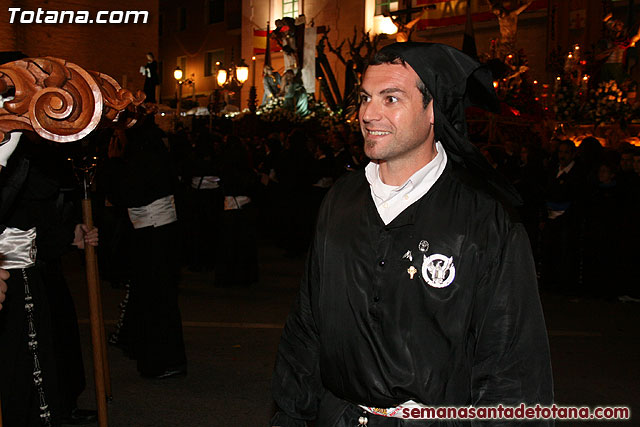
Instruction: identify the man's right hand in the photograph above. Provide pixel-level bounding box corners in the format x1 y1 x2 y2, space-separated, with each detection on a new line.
0 95 22 170
0 131 22 168
0 268 9 310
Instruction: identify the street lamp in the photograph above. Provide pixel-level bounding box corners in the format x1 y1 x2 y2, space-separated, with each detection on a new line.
216 59 250 88
251 56 256 86
173 66 183 81
235 59 249 85
216 67 228 87
174 66 183 130
215 59 250 111
248 56 257 113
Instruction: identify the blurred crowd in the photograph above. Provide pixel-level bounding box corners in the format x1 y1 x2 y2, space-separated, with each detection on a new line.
94 119 367 288
94 118 640 304
480 136 640 301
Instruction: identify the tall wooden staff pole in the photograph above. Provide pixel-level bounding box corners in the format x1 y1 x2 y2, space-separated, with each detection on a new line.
80 167 111 427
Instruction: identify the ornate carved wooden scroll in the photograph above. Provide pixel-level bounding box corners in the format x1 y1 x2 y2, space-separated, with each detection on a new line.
0 57 146 143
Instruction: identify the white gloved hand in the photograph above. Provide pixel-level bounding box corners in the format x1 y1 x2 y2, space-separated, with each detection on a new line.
0 95 13 109
0 131 21 167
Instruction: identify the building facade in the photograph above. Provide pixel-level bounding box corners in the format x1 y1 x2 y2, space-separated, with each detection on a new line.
157 0 632 110
0 0 158 96
158 0 242 106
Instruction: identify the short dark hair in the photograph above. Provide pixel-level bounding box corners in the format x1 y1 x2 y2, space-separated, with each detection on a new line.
368 50 432 109
557 139 576 153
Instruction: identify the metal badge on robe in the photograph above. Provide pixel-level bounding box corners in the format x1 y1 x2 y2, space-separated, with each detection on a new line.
29 239 37 263
403 240 430 280
421 253 456 288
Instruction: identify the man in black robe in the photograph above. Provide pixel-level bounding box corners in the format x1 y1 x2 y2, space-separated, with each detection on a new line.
271 43 553 426
0 133 98 426
103 117 187 378
541 140 585 295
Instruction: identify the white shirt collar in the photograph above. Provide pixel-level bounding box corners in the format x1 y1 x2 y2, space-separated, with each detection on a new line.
365 141 447 225
557 160 575 178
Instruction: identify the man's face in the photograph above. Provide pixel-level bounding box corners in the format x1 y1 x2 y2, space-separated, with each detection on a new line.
620 153 633 172
598 164 615 184
633 155 640 175
557 143 574 167
359 63 434 162
328 132 343 151
614 20 624 33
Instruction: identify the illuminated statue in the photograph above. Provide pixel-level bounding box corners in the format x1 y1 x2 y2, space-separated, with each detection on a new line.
140 52 158 103
272 16 305 70
261 65 281 106
488 0 533 60
596 13 640 83
390 14 420 43
279 69 308 116
387 7 428 43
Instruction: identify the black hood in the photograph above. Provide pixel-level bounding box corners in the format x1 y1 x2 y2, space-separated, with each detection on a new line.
376 42 522 207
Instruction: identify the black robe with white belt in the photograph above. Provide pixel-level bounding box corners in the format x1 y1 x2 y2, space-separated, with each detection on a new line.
272 159 553 426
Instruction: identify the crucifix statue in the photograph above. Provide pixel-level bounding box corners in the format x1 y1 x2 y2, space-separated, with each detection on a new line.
596 13 640 83
488 0 533 60
384 5 433 43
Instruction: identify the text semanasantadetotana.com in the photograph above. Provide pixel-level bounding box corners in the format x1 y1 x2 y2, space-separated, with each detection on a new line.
8 8 149 24
368 403 630 420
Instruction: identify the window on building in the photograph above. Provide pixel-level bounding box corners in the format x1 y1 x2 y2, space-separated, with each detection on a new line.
204 49 225 77
282 0 299 18
208 0 224 24
178 7 187 30
375 0 399 16
177 56 187 78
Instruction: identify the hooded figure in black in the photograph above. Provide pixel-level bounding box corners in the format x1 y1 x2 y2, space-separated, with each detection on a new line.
271 43 553 426
0 134 98 426
102 116 187 378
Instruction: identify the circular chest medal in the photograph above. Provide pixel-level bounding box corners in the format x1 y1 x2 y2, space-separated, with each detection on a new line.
421 254 455 288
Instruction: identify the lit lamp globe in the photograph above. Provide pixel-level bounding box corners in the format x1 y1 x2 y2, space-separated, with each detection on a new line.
174 67 183 81
236 59 249 85
379 16 398 35
217 68 228 86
